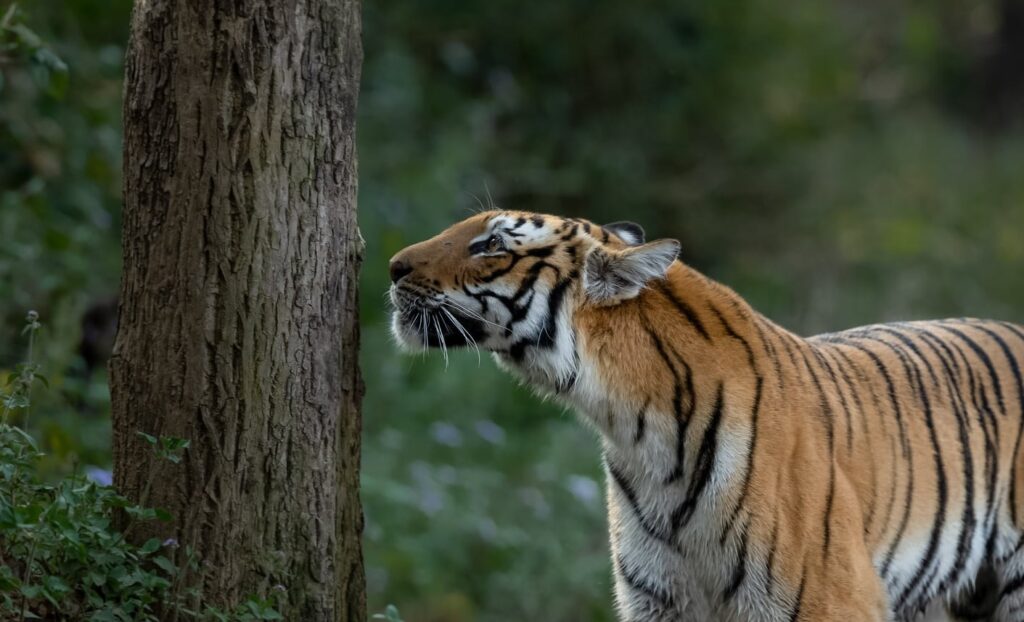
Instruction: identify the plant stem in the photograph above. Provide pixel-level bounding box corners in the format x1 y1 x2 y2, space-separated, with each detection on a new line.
18 533 37 622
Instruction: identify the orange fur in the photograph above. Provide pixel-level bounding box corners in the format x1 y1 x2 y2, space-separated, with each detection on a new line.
389 211 1024 621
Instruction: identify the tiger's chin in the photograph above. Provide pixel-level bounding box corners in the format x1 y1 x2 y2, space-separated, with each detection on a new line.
389 310 487 352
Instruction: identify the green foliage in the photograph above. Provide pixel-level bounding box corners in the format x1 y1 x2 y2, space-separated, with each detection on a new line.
0 0 123 370
372 604 405 622
0 315 280 621
0 4 68 98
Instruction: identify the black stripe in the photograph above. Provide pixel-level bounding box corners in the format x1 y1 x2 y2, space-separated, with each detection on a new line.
998 321 1024 527
934 323 1007 416
634 398 649 444
616 554 676 608
968 322 1024 525
511 261 554 306
723 520 749 601
505 270 576 361
821 345 869 453
833 339 914 577
756 316 786 394
644 323 695 485
559 223 579 241
789 569 807 622
1001 573 1024 599
777 330 802 375
855 335 948 610
971 370 1001 549
477 252 526 283
670 382 724 531
607 460 670 542
720 376 762 545
918 326 1000 552
524 245 555 258
711 304 765 543
812 347 855 454
651 281 711 340
796 347 836 560
829 346 887 533
937 327 996 559
535 271 576 349
765 509 781 595
904 327 981 602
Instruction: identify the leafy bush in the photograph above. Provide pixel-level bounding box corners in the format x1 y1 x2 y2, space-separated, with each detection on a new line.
0 314 281 621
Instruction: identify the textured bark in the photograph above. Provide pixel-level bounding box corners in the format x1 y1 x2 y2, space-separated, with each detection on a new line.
111 1 365 620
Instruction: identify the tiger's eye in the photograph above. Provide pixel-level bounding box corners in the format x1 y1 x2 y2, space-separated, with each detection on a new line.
487 235 503 253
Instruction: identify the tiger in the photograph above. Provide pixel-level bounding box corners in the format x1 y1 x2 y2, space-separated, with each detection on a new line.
387 209 1024 621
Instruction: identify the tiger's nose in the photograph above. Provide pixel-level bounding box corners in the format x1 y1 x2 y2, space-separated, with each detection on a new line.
389 258 414 284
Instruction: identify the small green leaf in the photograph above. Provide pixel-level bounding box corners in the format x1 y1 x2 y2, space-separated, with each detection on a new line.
162 437 190 451
125 506 157 520
9 23 42 48
136 432 157 445
20 583 42 599
43 574 70 594
152 556 176 575
33 47 66 72
139 538 161 555
375 604 404 622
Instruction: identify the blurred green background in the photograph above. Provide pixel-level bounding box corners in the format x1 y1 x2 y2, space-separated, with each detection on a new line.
3 0 1023 620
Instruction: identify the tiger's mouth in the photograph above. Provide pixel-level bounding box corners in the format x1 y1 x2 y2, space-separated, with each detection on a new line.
389 286 489 351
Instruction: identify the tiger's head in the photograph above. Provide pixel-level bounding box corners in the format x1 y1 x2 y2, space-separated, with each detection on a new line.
388 211 680 390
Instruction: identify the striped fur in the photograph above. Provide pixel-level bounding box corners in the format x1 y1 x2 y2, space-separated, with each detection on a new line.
388 210 1024 621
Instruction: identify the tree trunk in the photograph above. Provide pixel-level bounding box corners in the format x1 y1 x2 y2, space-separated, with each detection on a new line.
111 1 365 620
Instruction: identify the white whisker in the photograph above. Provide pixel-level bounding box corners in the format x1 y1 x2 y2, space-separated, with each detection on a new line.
432 315 449 368
442 307 481 366
444 299 506 331
483 181 498 211
465 191 488 215
419 309 429 357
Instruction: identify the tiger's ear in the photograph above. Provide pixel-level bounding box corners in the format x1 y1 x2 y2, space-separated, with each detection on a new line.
584 239 680 304
603 221 645 246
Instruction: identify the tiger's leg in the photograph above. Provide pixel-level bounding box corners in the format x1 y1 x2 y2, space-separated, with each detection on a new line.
783 475 891 621
992 545 1024 621
947 562 1000 621
790 563 890 621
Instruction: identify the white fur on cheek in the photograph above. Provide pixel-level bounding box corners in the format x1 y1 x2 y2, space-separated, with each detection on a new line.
390 310 424 351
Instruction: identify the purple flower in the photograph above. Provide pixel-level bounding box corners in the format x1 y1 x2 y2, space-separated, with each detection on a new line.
474 420 506 445
85 466 113 487
566 475 600 507
430 422 463 447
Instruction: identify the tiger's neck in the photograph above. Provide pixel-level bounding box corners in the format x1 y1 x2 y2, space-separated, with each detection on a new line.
567 262 782 481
